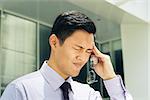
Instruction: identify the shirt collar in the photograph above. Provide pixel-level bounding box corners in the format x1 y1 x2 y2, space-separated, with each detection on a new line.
40 61 73 91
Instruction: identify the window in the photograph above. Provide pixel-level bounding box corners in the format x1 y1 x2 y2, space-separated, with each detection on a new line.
39 24 51 67
0 13 37 95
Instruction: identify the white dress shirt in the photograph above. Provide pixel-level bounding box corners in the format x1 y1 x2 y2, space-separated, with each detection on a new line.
0 61 133 100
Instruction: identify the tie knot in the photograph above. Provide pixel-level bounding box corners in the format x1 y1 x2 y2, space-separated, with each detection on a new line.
60 82 71 92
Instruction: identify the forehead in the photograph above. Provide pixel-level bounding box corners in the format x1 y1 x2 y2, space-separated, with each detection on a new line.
64 30 95 47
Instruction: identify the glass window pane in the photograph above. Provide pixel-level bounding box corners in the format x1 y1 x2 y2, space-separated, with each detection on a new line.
39 24 51 67
2 14 36 55
101 42 110 53
112 39 121 51
0 13 37 94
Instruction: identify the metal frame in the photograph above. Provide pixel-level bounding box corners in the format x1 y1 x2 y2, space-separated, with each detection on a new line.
36 22 40 70
0 9 2 96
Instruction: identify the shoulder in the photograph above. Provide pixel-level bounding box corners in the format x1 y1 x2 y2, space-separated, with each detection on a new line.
0 71 41 100
8 71 42 89
1 71 43 96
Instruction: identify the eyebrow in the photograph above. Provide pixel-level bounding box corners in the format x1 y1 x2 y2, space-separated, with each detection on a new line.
74 44 93 50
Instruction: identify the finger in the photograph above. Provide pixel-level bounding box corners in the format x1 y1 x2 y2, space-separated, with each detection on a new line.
92 45 104 57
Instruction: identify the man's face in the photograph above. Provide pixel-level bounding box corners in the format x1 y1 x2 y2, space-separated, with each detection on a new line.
54 30 94 78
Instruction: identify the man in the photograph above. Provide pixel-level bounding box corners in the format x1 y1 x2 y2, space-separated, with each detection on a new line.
0 11 133 100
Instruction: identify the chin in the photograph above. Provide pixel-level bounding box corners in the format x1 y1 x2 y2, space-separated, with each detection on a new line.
71 72 80 77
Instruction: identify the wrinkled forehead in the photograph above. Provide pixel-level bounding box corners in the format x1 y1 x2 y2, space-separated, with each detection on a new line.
65 30 95 48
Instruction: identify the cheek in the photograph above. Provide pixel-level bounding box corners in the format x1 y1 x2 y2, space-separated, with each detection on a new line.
55 48 66 64
56 46 77 67
60 48 75 63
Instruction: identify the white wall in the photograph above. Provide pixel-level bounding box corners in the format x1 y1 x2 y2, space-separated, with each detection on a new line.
119 0 148 22
121 23 149 100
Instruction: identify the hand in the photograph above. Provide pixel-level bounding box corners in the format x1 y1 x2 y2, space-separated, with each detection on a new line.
92 45 116 80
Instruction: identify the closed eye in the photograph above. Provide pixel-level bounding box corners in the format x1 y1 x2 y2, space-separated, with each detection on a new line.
73 45 83 50
73 45 93 53
73 47 81 50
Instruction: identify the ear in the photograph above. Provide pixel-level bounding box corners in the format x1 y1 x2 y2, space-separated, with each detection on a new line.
49 34 59 50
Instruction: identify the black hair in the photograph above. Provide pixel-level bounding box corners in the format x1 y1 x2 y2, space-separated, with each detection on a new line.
51 11 96 45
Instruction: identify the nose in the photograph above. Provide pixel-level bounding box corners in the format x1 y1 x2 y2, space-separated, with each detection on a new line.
76 56 83 61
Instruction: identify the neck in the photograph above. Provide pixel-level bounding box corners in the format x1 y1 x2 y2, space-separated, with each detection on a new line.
47 57 69 80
